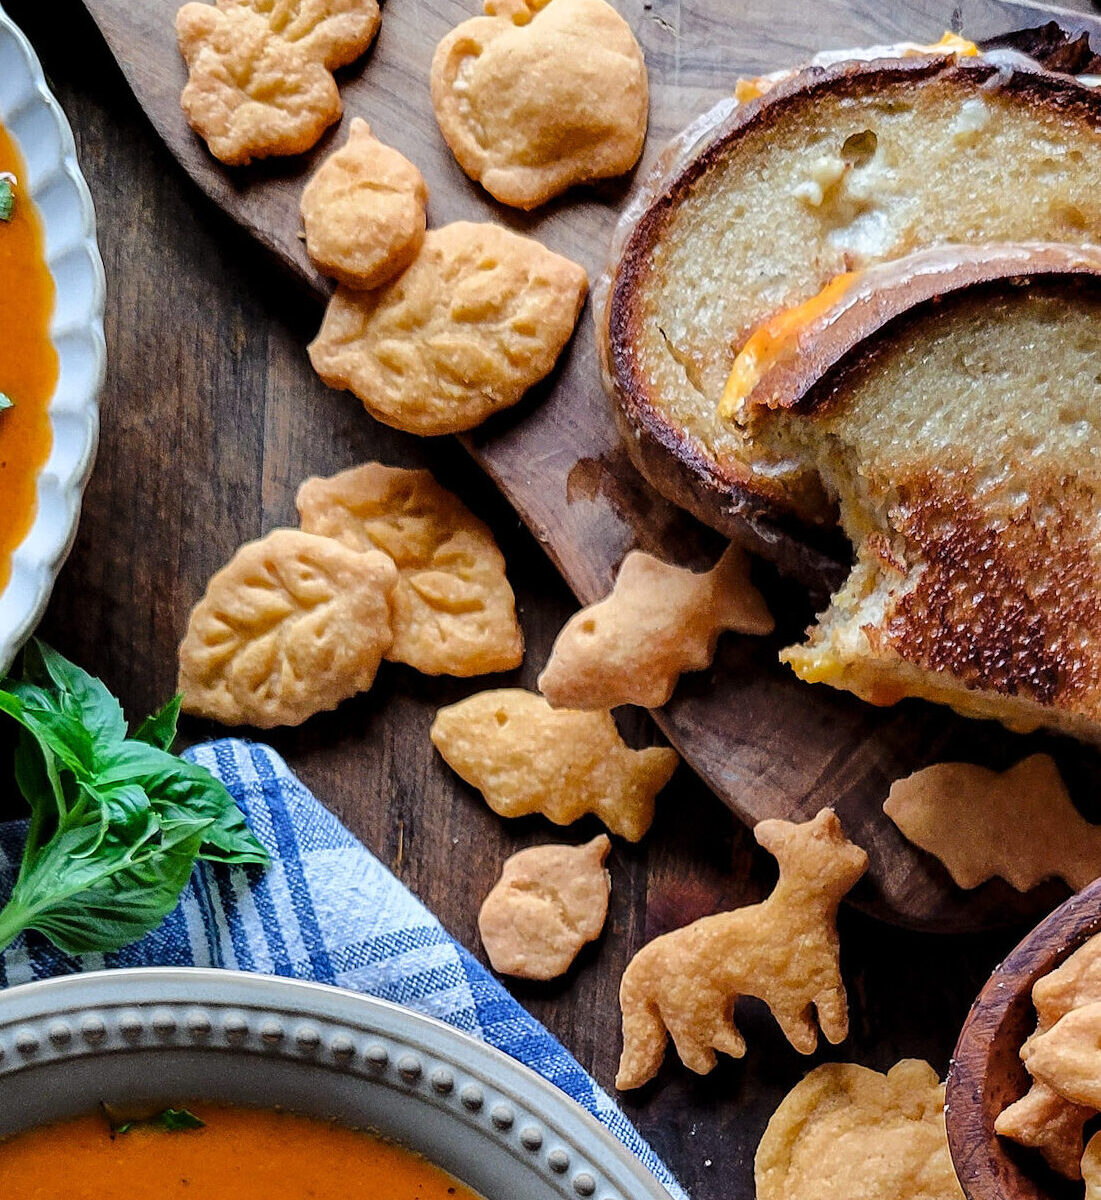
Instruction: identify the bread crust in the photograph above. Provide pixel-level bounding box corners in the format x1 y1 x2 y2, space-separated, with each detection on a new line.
602 54 1101 570
736 243 1101 418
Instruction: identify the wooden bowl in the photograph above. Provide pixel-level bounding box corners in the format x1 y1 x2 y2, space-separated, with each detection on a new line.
946 877 1101 1199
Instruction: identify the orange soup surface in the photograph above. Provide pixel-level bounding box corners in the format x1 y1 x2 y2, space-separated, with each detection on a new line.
0 120 57 594
0 1104 485 1199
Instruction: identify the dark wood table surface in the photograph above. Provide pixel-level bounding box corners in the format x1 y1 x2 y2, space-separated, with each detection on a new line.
6 2 1097 1195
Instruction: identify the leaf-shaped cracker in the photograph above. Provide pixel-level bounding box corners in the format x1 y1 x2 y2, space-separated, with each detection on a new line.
300 119 428 290
1025 1000 1101 1109
538 544 773 710
995 931 1101 1178
884 755 1101 891
178 529 397 728
307 221 588 435
430 0 648 209
430 689 678 841
218 0 381 69
996 1082 1093 1180
478 835 611 979
176 3 341 166
297 463 523 676
755 1060 963 1200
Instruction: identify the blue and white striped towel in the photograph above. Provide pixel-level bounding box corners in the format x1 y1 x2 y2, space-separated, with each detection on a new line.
0 737 685 1200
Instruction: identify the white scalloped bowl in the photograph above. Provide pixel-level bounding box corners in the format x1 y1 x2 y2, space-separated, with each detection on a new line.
0 968 674 1200
0 7 104 675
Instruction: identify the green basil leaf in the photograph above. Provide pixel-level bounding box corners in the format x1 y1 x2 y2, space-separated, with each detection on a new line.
111 1107 205 1134
0 179 13 222
0 819 208 955
79 783 154 860
97 782 154 829
152 1109 205 1132
0 691 93 776
13 729 70 858
133 694 182 751
144 758 268 866
93 739 181 783
98 742 268 866
22 640 126 763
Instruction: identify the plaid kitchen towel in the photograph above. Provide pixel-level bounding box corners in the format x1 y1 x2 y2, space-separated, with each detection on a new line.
0 737 686 1200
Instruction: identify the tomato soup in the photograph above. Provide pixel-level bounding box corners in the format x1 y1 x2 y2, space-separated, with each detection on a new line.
0 120 57 595
0 1104 485 1199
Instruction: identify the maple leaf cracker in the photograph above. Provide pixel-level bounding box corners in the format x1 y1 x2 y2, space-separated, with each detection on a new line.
616 809 867 1089
297 463 523 677
995 1082 1093 1179
430 689 678 841
300 119 428 290
176 3 342 166
218 0 381 69
1024 1000 1101 1110
430 0 648 209
308 222 588 435
885 754 1101 891
755 1060 964 1200
538 544 774 711
178 528 397 728
1032 935 1101 1030
478 835 611 979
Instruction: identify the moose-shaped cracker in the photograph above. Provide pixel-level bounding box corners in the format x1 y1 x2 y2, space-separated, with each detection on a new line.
616 808 868 1089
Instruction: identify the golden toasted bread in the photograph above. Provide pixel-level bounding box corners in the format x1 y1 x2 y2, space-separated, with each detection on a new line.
601 53 1101 569
728 247 1101 741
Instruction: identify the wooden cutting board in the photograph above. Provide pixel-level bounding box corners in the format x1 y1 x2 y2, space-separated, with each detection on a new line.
80 0 1101 930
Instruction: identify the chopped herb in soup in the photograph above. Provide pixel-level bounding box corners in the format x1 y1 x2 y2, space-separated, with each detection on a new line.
0 1104 485 1198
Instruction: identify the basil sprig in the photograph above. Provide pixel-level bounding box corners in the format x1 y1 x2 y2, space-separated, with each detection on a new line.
0 179 13 222
0 642 268 954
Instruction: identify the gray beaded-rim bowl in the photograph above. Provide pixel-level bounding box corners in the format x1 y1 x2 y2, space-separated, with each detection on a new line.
0 968 673 1200
0 5 105 674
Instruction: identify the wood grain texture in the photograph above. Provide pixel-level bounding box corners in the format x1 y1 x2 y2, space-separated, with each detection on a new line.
3 1 1099 1196
947 878 1101 1200
76 0 1101 932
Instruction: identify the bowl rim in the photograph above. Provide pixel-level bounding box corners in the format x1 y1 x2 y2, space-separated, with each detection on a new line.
0 965 676 1200
945 876 1101 1200
0 3 105 674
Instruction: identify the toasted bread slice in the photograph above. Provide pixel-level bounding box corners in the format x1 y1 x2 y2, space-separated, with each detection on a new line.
730 247 1101 742
602 53 1101 562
